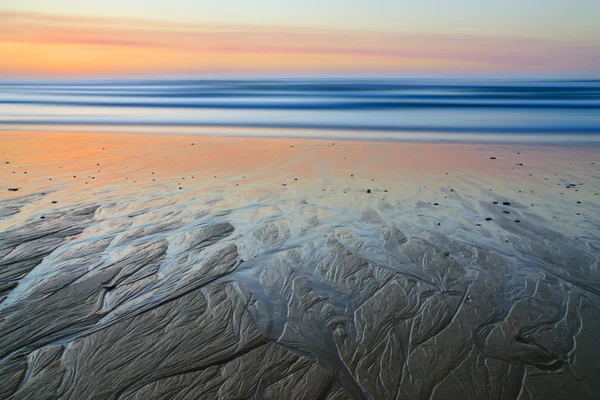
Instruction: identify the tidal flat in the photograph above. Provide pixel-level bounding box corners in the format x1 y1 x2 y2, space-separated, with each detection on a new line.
1 131 599 399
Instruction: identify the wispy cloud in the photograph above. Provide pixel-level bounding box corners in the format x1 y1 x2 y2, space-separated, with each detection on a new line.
1 11 598 76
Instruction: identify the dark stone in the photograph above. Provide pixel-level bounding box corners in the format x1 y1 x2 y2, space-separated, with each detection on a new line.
502 202 511 206
485 217 492 221
8 188 18 192
366 189 371 194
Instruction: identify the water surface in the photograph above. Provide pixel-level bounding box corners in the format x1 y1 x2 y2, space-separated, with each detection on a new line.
2 79 600 142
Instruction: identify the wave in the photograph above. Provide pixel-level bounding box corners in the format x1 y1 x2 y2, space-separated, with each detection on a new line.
1 119 598 135
2 99 600 110
1 79 600 140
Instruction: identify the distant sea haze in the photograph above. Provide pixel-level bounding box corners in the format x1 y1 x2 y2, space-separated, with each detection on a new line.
1 79 599 142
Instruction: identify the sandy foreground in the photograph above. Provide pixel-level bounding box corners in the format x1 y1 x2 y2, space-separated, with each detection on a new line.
1 130 599 399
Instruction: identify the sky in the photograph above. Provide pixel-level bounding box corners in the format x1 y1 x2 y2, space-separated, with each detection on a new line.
1 0 599 77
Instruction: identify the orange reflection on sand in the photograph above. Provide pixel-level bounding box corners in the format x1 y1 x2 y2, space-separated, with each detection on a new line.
0 130 506 201
2 130 598 243
3 131 597 193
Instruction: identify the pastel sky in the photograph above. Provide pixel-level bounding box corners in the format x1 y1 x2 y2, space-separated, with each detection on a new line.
1 0 599 77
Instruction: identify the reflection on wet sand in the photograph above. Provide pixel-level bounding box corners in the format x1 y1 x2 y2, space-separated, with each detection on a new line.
1 131 599 399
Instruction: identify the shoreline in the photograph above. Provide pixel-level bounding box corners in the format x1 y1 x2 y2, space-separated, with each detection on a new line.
3 126 600 145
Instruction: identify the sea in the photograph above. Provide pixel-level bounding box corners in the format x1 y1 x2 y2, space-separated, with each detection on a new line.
1 79 599 142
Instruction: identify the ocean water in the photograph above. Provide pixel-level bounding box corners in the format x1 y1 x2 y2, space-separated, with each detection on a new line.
1 79 600 142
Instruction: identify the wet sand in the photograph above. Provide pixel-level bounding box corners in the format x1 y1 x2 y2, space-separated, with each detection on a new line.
1 130 599 399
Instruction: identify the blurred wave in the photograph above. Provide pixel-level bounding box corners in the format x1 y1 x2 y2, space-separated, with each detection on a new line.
1 79 600 140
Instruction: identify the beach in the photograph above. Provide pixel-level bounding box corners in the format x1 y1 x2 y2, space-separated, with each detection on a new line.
1 130 599 399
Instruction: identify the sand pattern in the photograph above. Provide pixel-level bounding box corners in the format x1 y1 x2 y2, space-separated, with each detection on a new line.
1 133 599 399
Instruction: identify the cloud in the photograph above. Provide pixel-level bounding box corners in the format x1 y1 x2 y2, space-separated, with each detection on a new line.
1 11 598 76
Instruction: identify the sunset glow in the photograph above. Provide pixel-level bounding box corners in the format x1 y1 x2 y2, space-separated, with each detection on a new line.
1 7 599 77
